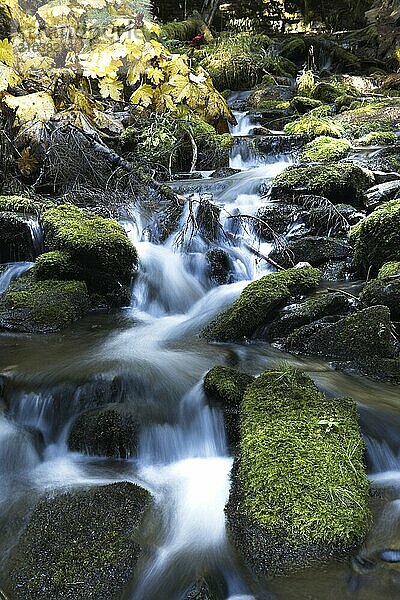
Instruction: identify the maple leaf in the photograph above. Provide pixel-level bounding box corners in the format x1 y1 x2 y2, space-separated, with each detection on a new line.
146 66 164 85
0 39 15 67
99 76 123 101
17 147 38 176
3 92 56 124
130 83 154 107
0 62 20 91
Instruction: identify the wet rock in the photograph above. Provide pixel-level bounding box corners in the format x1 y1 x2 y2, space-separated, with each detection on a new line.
311 82 342 103
373 171 400 185
0 212 35 263
367 146 400 173
364 180 400 209
285 305 396 361
5 482 151 600
254 203 297 241
183 579 217 600
270 236 353 268
267 291 355 341
360 278 400 321
320 259 352 281
300 136 351 163
227 368 371 576
203 365 254 448
203 266 321 342
271 163 374 206
351 198 400 275
290 96 322 114
210 167 240 179
333 358 400 384
196 197 221 242
206 249 231 285
253 134 306 156
0 275 90 333
67 404 139 459
247 85 295 106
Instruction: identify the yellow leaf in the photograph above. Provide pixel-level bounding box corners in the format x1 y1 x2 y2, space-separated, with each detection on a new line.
130 84 154 108
17 147 38 176
126 62 144 86
0 62 20 91
99 76 123 101
146 67 164 85
3 92 56 124
0 39 15 67
38 3 72 25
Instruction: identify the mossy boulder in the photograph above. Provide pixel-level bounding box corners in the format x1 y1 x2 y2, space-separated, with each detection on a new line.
337 99 399 138
281 37 307 62
300 136 351 163
0 212 35 262
271 164 374 206
33 251 83 281
203 266 321 342
378 261 400 279
0 276 89 333
41 204 137 301
203 365 254 447
290 96 323 114
356 132 397 146
68 405 139 459
350 199 400 274
270 236 353 269
360 278 400 321
267 291 355 341
5 482 151 600
284 115 344 138
227 369 371 576
0 195 42 215
286 306 396 361
311 82 342 103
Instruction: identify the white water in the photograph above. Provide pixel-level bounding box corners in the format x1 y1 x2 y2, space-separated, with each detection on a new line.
0 261 34 294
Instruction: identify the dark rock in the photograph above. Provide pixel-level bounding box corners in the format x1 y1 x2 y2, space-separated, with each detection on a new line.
320 259 352 281
206 248 231 285
270 236 353 268
210 167 240 179
0 212 35 262
67 405 139 459
5 482 151 600
360 278 400 321
254 203 297 241
196 197 221 242
364 180 400 209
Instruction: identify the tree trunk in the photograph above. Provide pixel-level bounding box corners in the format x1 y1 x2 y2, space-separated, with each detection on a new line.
201 0 222 26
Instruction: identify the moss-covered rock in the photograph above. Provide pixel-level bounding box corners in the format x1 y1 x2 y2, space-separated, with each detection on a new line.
286 306 396 361
378 261 400 279
300 136 351 162
350 199 400 274
203 266 321 342
270 236 353 269
0 276 89 333
337 99 399 138
268 292 355 341
311 82 342 103
33 251 82 281
284 115 344 138
356 131 397 146
68 405 139 459
227 369 371 576
360 278 400 321
271 163 374 206
281 37 307 62
0 195 42 215
5 482 151 600
41 204 137 301
203 365 254 447
0 212 35 262
290 96 323 114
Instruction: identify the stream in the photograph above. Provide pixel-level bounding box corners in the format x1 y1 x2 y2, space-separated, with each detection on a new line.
1 94 400 599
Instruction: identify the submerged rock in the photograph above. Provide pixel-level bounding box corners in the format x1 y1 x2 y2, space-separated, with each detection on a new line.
67 405 139 459
203 266 321 342
227 369 371 576
350 198 400 275
5 482 151 600
203 365 254 447
271 163 374 206
0 276 89 333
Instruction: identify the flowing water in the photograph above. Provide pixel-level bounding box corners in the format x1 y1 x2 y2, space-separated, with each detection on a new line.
0 100 400 600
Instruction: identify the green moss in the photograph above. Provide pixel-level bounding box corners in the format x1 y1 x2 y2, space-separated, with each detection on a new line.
350 199 400 274
0 277 89 332
271 163 374 205
335 94 357 109
290 96 322 114
300 136 351 162
281 37 307 62
237 369 370 544
203 366 254 409
356 131 397 146
338 99 399 138
378 261 400 279
161 16 205 42
204 266 321 342
33 251 82 281
0 195 42 214
41 204 136 285
311 82 342 103
284 115 344 138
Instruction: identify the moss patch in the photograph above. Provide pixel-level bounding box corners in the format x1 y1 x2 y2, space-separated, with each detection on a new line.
356 132 397 146
378 261 400 279
300 136 351 162
0 276 89 333
203 266 320 342
350 199 400 274
227 369 371 575
5 482 151 600
271 163 374 206
0 195 42 215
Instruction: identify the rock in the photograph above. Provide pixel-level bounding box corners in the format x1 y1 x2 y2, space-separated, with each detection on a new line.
226 368 371 576
350 198 400 275
270 236 353 268
365 146 400 173
254 203 297 241
203 365 254 448
206 248 231 285
41 204 137 302
360 278 400 321
247 85 295 106
281 37 307 63
290 96 322 114
285 305 396 361
267 291 356 341
300 136 351 163
196 197 221 242
203 266 321 342
0 212 35 262
373 171 400 184
183 579 218 600
67 405 139 458
210 167 240 178
364 180 400 209
333 358 400 384
5 482 151 600
320 259 352 281
356 132 397 146
0 276 90 333
284 114 344 138
312 82 342 103
271 163 374 206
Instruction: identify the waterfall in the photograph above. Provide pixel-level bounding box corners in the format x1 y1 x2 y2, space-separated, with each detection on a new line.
0 262 34 294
